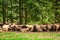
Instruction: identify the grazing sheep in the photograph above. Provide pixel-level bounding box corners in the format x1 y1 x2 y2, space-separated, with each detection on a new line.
10 23 17 31
40 24 47 31
47 24 53 32
10 23 22 31
21 25 27 28
33 24 43 32
54 23 60 31
32 25 37 32
15 25 21 31
26 25 33 32
20 28 29 32
37 25 43 32
2 25 11 31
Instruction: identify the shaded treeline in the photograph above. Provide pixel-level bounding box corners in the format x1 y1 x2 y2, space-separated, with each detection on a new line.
0 0 60 24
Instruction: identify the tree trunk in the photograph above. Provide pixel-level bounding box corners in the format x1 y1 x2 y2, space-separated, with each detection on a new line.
10 0 13 23
6 0 8 23
2 0 5 24
19 0 23 24
25 0 27 24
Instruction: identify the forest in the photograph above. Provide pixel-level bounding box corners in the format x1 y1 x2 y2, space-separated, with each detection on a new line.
0 0 60 24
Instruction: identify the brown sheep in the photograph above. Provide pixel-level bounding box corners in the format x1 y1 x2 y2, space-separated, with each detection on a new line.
21 25 27 28
33 24 43 32
37 25 43 32
47 24 53 32
53 23 60 31
26 25 34 32
10 23 17 31
40 24 47 31
15 25 22 31
19 25 30 32
10 23 22 31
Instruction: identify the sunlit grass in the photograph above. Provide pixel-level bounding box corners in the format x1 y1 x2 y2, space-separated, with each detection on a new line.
0 32 60 40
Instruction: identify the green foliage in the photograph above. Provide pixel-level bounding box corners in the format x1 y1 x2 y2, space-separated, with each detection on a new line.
0 0 60 24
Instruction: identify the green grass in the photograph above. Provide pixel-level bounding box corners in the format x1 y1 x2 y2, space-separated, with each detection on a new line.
0 32 60 40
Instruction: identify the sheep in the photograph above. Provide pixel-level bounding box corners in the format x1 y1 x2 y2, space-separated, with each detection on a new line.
47 24 53 32
10 23 17 31
37 25 43 32
15 25 21 31
10 23 22 31
2 24 11 31
21 25 27 28
33 24 43 32
40 24 47 31
26 24 34 32
20 28 29 32
53 23 60 31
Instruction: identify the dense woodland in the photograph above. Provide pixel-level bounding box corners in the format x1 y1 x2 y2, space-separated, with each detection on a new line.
0 0 60 24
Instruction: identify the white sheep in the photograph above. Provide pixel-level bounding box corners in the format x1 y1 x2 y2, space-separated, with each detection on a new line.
2 25 10 31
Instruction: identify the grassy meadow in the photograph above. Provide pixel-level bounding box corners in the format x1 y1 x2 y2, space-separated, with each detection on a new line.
0 32 60 40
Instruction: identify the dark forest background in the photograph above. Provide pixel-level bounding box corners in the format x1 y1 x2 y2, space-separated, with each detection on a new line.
0 0 60 24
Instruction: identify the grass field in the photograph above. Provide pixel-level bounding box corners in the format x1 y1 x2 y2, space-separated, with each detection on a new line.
0 32 60 40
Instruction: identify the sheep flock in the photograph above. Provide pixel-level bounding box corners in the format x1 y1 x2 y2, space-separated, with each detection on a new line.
0 23 60 32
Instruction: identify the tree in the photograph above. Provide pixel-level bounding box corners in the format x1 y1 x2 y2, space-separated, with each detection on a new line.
2 0 6 24
54 0 60 23
0 0 60 24
10 0 13 23
25 0 28 24
6 0 8 23
19 0 23 24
